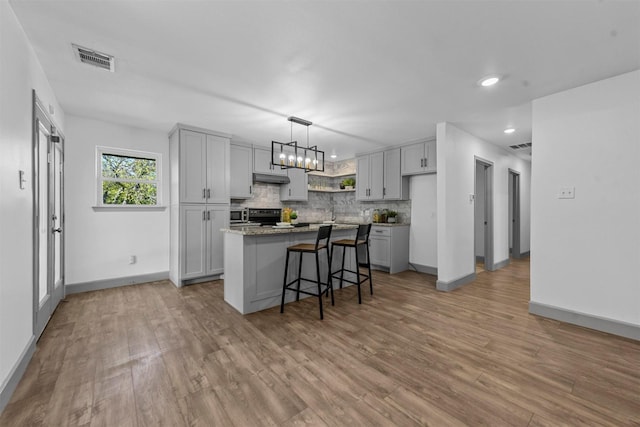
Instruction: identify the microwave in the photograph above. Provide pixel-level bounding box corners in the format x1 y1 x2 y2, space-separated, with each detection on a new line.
229 208 248 223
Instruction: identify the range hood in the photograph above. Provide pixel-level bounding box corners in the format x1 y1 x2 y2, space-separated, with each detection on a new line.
253 173 290 184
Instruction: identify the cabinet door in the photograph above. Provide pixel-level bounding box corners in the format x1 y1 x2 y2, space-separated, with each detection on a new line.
205 205 228 276
280 167 308 201
401 142 425 176
384 148 402 199
230 144 253 198
206 135 230 203
180 130 208 203
181 205 207 278
355 155 370 201
254 147 287 175
369 234 390 267
424 140 437 173
369 151 384 200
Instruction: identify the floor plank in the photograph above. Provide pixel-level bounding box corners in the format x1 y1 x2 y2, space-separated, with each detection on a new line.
2 257 639 426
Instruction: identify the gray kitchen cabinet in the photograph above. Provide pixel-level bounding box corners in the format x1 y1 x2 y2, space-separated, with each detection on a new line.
253 147 287 175
356 151 384 201
180 204 228 280
383 148 409 200
169 124 231 287
178 128 230 204
368 225 410 274
230 143 253 198
401 139 437 175
357 149 407 201
280 167 308 201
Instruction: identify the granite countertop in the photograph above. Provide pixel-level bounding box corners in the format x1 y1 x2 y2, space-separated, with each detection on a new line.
370 222 411 227
222 222 409 236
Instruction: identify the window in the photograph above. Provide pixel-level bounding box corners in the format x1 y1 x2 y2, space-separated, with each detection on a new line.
96 147 162 206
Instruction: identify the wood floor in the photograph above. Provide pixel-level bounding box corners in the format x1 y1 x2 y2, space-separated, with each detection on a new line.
2 257 639 426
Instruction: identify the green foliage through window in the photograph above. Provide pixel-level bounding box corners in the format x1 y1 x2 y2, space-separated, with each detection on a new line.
100 151 159 205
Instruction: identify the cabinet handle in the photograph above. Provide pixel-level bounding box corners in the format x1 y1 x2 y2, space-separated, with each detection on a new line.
202 188 206 199
202 210 206 221
375 230 383 233
289 188 291 196
383 188 386 196
249 185 252 194
207 189 211 199
207 210 211 221
425 157 428 168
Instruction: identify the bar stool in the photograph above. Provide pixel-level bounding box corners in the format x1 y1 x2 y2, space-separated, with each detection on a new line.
280 225 333 319
330 223 373 304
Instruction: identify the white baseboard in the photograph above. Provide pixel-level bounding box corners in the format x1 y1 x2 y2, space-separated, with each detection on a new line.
529 301 640 341
65 271 169 294
0 335 36 413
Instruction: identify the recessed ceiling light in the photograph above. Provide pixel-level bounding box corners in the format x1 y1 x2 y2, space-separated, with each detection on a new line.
479 76 500 87
504 128 515 134
330 154 337 159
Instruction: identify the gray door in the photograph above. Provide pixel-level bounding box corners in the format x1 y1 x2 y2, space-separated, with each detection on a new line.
474 158 494 272
509 170 521 259
33 93 65 340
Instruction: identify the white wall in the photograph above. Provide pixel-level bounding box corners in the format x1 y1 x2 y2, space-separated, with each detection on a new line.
436 122 531 284
64 115 170 284
409 174 437 268
531 70 640 326
0 0 65 396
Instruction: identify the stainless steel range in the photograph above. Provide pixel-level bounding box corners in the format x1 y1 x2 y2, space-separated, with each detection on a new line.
247 208 282 226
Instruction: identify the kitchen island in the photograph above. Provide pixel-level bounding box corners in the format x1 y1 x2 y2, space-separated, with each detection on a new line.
222 224 360 314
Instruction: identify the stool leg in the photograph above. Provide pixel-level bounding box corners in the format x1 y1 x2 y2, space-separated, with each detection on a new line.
281 249 291 313
354 243 362 304
327 244 335 298
327 246 334 306
365 243 373 295
315 251 323 320
296 252 303 301
339 246 346 289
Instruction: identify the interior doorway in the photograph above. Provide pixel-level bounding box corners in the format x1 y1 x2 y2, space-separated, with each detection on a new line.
509 169 521 259
474 158 494 272
33 91 65 340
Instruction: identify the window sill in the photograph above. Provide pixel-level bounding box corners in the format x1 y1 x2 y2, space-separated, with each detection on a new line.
92 205 167 212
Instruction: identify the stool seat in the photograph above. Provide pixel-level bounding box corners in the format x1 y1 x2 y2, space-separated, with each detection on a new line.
330 224 373 304
280 225 333 320
288 243 327 252
331 239 366 246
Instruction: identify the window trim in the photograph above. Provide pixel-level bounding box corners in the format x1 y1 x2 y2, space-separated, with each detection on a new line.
95 146 163 208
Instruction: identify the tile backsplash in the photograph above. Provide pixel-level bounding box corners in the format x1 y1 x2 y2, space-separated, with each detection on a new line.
232 182 411 224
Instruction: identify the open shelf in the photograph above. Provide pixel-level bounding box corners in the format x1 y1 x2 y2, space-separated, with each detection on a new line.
308 188 356 193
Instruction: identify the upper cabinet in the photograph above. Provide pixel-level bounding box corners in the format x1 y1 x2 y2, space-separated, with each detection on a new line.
280 167 308 201
253 147 287 176
382 148 409 200
401 140 437 175
356 152 384 201
356 149 408 201
177 129 230 204
230 144 253 199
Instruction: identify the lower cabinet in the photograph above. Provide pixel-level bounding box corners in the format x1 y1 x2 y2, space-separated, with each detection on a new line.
367 225 410 274
174 204 229 284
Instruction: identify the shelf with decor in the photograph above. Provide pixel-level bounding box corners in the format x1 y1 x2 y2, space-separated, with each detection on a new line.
307 173 356 193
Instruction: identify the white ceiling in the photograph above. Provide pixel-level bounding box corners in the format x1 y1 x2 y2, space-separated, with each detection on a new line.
9 0 640 160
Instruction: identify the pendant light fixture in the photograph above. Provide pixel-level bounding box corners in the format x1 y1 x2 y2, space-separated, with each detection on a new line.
271 116 325 172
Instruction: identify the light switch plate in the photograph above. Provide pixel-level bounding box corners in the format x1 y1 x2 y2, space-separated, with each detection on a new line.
558 187 575 199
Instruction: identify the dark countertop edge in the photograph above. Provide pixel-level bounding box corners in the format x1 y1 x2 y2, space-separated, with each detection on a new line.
221 222 410 235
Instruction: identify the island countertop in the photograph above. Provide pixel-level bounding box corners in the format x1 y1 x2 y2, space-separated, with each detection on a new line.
222 222 409 236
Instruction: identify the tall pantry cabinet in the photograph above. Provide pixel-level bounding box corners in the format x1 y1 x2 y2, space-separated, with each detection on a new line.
169 124 230 287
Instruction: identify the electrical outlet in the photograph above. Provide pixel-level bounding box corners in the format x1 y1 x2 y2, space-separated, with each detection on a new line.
129 255 136 264
558 187 575 199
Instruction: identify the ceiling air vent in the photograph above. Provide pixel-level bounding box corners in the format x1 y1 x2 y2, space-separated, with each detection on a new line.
72 44 115 72
509 142 532 150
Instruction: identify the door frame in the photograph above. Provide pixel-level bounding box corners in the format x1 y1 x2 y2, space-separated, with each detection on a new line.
509 169 521 259
32 91 65 339
474 157 494 272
